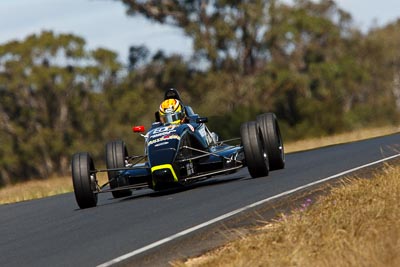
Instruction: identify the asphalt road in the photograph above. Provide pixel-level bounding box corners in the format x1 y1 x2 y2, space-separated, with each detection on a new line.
0 134 399 267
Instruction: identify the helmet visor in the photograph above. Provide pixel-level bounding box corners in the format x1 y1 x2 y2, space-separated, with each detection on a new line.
160 111 184 124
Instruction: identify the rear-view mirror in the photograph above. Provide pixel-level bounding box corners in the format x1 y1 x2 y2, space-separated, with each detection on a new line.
196 117 208 123
132 125 145 133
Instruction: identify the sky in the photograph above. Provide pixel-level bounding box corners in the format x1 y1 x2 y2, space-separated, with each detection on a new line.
0 0 399 65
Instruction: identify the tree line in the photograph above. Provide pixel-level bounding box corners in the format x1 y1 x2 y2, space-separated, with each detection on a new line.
0 0 399 185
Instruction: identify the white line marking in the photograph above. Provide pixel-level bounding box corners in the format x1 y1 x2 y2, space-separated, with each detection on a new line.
97 153 400 267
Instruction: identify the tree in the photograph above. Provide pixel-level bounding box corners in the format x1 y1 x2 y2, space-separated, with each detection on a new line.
128 45 150 70
121 0 278 74
0 31 123 184
119 0 400 138
363 20 400 120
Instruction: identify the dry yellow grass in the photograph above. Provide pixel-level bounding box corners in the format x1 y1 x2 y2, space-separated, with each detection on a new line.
285 125 399 153
0 125 398 204
0 172 108 205
177 163 400 267
0 176 73 204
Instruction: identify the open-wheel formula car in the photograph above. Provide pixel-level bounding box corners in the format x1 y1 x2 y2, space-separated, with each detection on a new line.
71 92 285 209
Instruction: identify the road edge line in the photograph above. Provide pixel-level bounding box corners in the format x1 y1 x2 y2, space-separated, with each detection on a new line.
97 153 400 267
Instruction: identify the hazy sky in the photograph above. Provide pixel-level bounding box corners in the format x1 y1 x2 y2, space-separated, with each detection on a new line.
0 0 399 64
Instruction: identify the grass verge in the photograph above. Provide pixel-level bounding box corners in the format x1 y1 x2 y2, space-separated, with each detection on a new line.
285 125 399 153
0 125 398 204
0 173 108 205
0 176 73 204
176 163 400 267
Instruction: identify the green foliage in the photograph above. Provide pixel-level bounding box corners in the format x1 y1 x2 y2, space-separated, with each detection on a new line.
0 31 122 184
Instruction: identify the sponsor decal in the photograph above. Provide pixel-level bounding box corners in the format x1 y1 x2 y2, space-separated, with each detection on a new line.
186 162 194 175
149 131 176 139
148 134 181 146
187 124 195 132
155 142 169 147
198 127 207 138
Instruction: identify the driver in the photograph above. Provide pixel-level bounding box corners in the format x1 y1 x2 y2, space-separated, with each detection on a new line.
159 98 187 125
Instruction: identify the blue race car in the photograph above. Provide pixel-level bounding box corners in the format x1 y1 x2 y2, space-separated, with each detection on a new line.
71 89 285 209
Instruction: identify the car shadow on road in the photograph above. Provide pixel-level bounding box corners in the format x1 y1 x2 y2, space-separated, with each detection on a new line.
111 174 249 203
88 172 255 209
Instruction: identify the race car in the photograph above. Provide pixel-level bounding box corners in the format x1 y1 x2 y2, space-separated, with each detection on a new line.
71 100 285 209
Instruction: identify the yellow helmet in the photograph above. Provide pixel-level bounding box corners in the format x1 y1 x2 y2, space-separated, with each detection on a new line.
159 99 185 124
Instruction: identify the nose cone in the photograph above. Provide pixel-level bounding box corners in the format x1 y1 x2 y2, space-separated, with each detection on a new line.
148 139 180 189
149 146 178 166
151 166 177 187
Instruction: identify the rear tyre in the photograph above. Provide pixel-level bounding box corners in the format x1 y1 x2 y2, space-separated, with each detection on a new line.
257 113 285 170
240 121 269 178
71 152 98 209
105 140 132 198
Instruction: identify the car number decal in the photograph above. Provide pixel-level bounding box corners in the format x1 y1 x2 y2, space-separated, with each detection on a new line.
152 125 178 134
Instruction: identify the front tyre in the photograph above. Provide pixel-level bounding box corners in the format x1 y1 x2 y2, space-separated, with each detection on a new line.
71 152 98 209
256 113 285 170
240 121 269 178
105 140 132 198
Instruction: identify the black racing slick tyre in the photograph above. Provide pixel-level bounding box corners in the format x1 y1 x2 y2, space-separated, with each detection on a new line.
240 121 269 178
257 113 285 170
105 140 132 198
71 152 98 209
